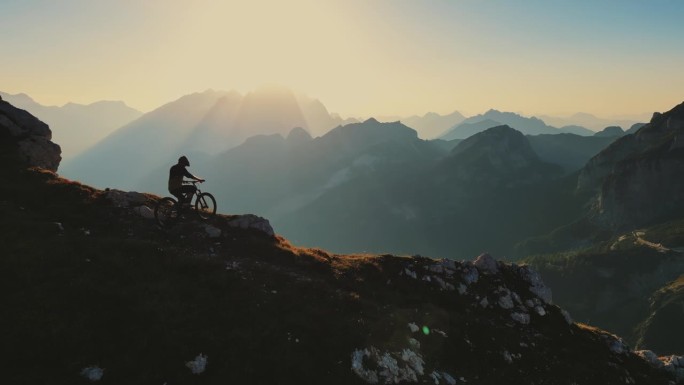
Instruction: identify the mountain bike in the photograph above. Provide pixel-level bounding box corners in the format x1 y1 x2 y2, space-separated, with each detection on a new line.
154 181 216 228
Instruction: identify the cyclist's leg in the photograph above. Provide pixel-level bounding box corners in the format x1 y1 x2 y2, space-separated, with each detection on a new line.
180 185 196 204
170 189 184 203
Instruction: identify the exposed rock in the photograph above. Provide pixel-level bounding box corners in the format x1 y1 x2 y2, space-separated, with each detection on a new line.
511 312 530 325
636 350 663 368
204 224 221 238
185 353 208 375
351 346 425 384
80 366 104 382
497 288 515 309
461 265 479 285
0 98 61 171
408 323 420 333
473 253 499 274
561 309 573 325
133 205 154 219
104 189 151 207
226 214 274 236
404 268 418 279
634 351 684 382
605 335 629 355
517 265 553 304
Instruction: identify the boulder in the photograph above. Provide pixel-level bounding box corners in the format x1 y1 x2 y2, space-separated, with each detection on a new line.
104 189 151 208
226 214 275 236
0 99 61 171
473 253 499 273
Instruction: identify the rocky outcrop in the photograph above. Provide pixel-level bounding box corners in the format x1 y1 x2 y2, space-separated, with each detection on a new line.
226 214 274 236
636 350 684 382
0 96 61 171
577 102 684 229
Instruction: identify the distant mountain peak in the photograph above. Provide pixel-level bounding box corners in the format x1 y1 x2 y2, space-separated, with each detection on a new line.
593 126 625 137
286 126 312 143
442 124 561 186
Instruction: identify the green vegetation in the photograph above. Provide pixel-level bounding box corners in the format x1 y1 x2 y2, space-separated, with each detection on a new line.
523 225 684 353
635 275 684 355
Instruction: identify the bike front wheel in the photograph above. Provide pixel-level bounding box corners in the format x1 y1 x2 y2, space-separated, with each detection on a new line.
195 192 216 219
155 197 179 228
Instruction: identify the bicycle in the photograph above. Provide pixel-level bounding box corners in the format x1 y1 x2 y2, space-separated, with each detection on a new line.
154 181 217 228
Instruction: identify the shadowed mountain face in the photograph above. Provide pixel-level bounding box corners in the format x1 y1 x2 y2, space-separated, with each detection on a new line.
0 91 142 159
578 101 684 229
267 125 581 257
527 134 620 173
439 125 562 186
2 99 682 384
514 103 684 358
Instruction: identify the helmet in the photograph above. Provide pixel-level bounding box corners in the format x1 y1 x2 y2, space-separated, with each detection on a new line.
178 155 190 167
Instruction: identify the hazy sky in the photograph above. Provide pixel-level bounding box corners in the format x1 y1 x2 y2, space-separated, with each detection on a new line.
1 0 683 118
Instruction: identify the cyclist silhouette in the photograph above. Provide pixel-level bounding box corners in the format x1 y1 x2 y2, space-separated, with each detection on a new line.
168 155 204 205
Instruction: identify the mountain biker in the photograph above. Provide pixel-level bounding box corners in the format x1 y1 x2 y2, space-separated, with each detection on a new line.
168 155 205 205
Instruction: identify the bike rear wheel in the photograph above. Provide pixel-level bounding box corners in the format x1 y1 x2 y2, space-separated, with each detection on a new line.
195 192 216 219
155 197 179 228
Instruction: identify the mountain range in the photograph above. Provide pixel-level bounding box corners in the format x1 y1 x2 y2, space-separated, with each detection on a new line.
440 109 595 140
539 112 650 132
3 93 684 384
0 91 142 159
377 110 467 139
59 94 627 258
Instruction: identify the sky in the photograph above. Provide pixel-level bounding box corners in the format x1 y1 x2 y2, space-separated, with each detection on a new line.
1 0 683 118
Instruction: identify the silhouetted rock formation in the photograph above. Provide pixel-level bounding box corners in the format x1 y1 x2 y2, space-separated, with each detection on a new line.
0 95 61 171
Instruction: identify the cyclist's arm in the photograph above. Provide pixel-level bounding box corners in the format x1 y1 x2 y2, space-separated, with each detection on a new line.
183 168 205 182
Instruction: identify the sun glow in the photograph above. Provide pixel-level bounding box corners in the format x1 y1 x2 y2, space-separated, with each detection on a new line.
1 0 683 117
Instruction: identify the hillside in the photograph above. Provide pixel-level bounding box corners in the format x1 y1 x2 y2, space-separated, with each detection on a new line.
524 221 684 356
3 94 683 384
